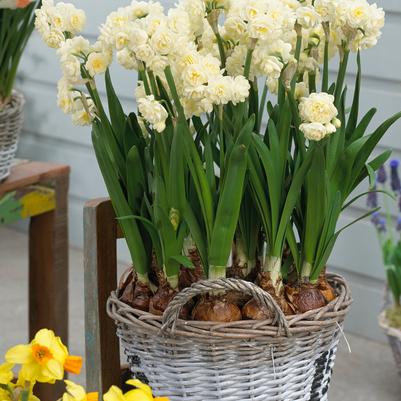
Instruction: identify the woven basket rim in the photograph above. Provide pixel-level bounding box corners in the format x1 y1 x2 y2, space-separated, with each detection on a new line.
378 310 401 341
107 273 352 340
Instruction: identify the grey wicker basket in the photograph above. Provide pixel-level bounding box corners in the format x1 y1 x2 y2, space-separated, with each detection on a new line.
107 274 352 401
0 91 25 182
379 309 401 378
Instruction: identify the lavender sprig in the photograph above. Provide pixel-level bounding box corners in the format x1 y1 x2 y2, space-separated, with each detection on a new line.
371 211 386 232
367 185 378 208
377 165 387 184
390 159 401 193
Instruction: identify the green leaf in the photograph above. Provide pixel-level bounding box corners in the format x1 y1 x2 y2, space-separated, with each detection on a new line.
209 116 254 268
304 145 326 263
169 255 194 268
346 51 361 140
275 146 315 255
92 121 149 275
348 108 376 144
105 68 126 148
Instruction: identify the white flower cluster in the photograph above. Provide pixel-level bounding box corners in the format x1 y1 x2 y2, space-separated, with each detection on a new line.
299 93 341 141
36 0 385 131
35 0 86 49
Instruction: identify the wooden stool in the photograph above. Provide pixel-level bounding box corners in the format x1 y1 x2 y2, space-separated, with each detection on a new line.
0 160 70 401
84 198 121 395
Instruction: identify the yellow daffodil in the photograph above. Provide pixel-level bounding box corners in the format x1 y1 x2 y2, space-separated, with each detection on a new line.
0 387 11 401
0 362 13 384
104 380 169 401
5 329 82 383
62 380 98 401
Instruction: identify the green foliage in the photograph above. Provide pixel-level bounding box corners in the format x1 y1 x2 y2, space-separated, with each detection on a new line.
0 1 40 105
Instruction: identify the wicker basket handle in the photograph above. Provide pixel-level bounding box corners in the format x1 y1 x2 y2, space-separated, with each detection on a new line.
162 278 291 336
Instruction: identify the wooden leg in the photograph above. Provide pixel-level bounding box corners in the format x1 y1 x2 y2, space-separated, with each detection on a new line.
84 199 120 396
29 175 69 401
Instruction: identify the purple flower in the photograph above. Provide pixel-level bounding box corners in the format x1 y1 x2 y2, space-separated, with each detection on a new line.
371 212 386 232
377 165 387 184
390 159 401 193
397 217 401 232
367 186 378 208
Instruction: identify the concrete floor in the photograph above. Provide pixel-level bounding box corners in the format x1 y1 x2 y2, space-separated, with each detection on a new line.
0 226 400 400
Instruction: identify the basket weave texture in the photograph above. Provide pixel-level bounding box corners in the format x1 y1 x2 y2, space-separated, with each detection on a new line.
379 308 401 378
107 274 352 401
0 91 25 181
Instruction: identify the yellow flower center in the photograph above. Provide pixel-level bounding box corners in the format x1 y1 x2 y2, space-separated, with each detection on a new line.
32 344 53 365
353 7 365 18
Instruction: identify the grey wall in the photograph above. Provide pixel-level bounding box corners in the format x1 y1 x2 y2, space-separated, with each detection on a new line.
14 0 401 342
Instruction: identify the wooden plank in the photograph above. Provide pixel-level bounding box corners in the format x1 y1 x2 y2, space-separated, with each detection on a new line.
0 161 69 196
29 173 69 401
0 185 56 225
84 198 120 396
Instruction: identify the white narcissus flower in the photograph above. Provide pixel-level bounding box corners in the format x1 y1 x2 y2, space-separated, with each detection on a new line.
86 52 111 77
72 98 95 126
296 6 321 29
294 82 309 100
150 27 175 55
231 76 250 105
137 95 168 133
117 48 138 70
182 64 208 88
299 122 328 141
68 8 86 33
57 78 78 114
224 16 248 41
299 92 338 125
259 56 283 79
298 92 341 141
167 8 191 35
60 55 81 84
134 44 155 64
313 0 336 22
207 76 234 105
248 15 280 41
43 29 65 49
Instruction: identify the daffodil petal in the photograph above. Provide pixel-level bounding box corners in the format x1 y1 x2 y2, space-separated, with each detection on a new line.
34 329 55 348
5 345 32 364
64 380 87 400
45 359 64 380
125 389 153 401
0 362 14 384
103 386 125 401
126 380 152 397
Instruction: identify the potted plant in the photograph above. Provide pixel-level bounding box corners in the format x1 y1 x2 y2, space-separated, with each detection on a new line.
368 160 401 377
36 0 400 399
0 0 39 181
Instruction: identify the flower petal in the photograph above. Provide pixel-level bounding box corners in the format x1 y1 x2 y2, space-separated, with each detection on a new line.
45 359 64 381
125 389 153 401
5 345 32 364
103 386 125 401
64 356 82 375
126 380 152 397
34 329 55 348
0 362 14 384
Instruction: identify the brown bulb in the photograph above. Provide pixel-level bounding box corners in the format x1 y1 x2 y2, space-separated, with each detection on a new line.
242 298 273 320
192 296 242 322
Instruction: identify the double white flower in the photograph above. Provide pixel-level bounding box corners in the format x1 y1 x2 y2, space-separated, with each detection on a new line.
299 93 341 141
